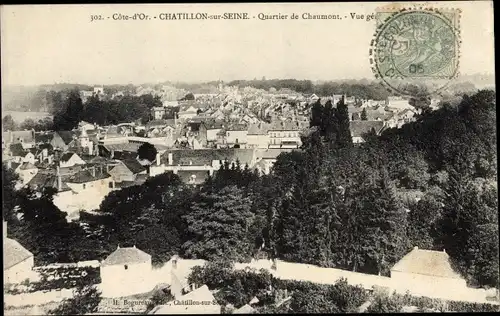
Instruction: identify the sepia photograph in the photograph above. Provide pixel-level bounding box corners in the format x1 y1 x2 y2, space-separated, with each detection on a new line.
1 1 497 314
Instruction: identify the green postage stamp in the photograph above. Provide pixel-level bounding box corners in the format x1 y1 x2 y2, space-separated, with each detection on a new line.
370 6 461 97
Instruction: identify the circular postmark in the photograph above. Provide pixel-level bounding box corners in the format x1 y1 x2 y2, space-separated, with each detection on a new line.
370 8 460 97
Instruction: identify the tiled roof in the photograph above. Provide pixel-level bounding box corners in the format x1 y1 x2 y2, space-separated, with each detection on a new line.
349 121 384 137
101 246 151 267
11 162 21 171
268 120 301 131
9 143 26 157
104 143 142 153
27 170 72 192
248 123 270 135
35 132 54 144
204 120 224 130
146 119 176 129
366 110 393 121
4 238 33 270
56 131 75 145
60 152 77 162
226 124 248 132
121 159 147 175
391 248 463 279
65 168 111 184
161 149 255 166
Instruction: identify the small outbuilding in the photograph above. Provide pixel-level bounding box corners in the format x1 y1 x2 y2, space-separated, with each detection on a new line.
100 245 154 297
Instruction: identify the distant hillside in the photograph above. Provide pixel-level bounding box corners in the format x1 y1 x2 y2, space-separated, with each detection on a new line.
455 73 495 90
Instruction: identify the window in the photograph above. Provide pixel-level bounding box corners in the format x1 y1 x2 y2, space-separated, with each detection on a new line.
124 265 128 270
82 184 86 189
108 182 113 188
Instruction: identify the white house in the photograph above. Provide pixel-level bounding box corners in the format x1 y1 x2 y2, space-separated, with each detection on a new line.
178 105 198 120
386 96 412 110
224 125 248 148
3 221 36 284
52 166 114 220
267 121 301 148
152 107 166 120
100 246 155 298
15 162 39 187
390 247 468 299
59 152 86 168
247 123 270 149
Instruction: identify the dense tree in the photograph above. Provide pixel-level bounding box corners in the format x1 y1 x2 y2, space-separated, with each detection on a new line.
137 142 158 167
97 172 189 264
2 115 17 131
2 163 20 221
406 194 442 250
9 186 87 263
19 117 53 131
53 89 84 130
182 185 254 262
335 96 353 148
360 108 368 121
438 172 499 287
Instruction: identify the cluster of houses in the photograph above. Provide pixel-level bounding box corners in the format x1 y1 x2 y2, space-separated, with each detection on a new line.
2 86 428 221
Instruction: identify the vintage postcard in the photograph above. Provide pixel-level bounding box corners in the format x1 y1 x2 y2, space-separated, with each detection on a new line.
1 2 497 315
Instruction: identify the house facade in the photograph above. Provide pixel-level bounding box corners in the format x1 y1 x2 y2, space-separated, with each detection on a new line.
100 246 154 298
267 121 301 148
3 221 37 284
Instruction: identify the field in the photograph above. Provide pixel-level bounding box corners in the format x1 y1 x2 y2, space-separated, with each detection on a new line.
2 111 53 123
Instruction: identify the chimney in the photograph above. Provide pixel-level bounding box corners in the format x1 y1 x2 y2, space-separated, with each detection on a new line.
42 148 48 159
156 152 161 166
117 245 120 249
443 248 446 254
168 153 173 165
91 166 96 177
57 166 62 191
3 221 7 239
7 160 12 169
414 246 418 250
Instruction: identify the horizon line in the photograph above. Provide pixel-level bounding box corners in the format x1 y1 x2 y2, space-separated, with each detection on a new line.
2 72 495 89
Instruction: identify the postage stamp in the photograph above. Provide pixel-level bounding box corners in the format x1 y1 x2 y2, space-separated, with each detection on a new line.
370 6 461 97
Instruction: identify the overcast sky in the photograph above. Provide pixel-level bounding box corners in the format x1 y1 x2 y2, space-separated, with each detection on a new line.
1 2 495 86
